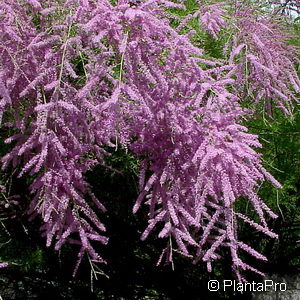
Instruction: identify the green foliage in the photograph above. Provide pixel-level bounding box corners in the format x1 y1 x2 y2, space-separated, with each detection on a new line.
243 108 300 273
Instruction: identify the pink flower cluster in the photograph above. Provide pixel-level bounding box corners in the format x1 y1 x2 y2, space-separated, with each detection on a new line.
200 2 227 39
0 262 8 268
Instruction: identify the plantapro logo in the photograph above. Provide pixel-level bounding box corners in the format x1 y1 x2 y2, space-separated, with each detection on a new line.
208 279 287 293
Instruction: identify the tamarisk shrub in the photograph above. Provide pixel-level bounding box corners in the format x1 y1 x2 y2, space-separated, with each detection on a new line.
0 0 299 281
227 4 300 115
